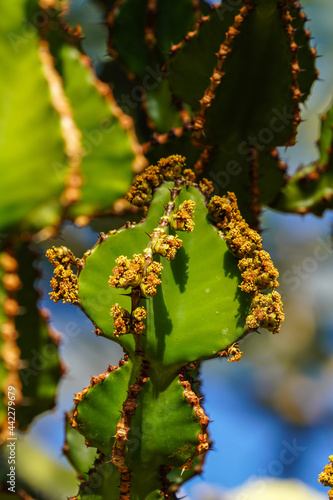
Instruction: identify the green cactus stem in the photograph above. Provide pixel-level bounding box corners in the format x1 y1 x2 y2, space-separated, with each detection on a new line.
63 410 99 481
272 99 333 216
0 0 67 233
47 155 284 498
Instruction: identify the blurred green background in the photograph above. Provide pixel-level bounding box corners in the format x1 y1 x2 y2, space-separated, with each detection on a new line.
6 0 333 499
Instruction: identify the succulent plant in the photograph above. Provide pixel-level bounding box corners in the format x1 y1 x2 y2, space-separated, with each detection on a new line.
1 0 333 498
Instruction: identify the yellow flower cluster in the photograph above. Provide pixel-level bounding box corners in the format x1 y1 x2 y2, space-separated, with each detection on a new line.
246 291 284 335
127 165 162 206
208 192 284 335
183 168 197 182
226 343 243 363
158 154 185 179
110 304 131 338
127 155 186 207
110 304 148 338
170 200 196 232
199 178 214 196
239 250 279 293
140 262 163 297
46 246 76 268
46 246 78 304
151 232 183 261
318 456 333 499
209 193 262 258
109 255 163 299
219 342 243 363
132 307 148 335
109 254 144 290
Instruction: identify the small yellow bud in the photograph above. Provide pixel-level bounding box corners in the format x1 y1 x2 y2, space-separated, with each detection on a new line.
170 200 196 232
110 304 131 338
151 234 183 261
46 246 76 268
132 307 148 335
246 291 284 334
49 265 78 304
140 262 163 297
109 254 144 289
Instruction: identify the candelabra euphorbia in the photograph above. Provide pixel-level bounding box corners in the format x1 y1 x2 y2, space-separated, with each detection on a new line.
46 155 284 498
2 0 333 498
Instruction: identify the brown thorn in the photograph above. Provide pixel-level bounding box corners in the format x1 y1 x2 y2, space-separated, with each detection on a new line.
279 3 302 147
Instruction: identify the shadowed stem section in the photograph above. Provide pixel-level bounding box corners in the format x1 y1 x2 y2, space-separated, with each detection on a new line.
178 369 210 472
249 146 261 231
192 2 254 148
111 358 151 500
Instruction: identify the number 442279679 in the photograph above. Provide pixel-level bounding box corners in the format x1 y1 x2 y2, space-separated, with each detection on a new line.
7 387 15 436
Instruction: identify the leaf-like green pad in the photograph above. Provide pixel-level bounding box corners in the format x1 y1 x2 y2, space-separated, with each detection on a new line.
99 59 152 144
127 376 201 497
145 80 182 134
0 0 66 233
74 359 136 455
50 41 135 218
167 3 241 111
74 461 167 500
258 149 286 207
155 0 199 57
79 183 251 381
73 362 202 499
272 163 333 216
111 0 197 80
204 2 295 147
317 100 333 168
273 101 333 215
167 455 204 492
112 0 152 79
208 143 287 220
73 461 121 500
290 2 317 102
64 412 99 480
